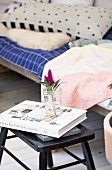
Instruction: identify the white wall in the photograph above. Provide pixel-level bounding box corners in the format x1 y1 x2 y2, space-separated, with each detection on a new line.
94 0 112 8
0 0 12 4
0 0 12 13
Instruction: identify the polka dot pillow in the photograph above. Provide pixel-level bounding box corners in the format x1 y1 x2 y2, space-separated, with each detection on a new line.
13 0 50 4
1 3 112 40
3 2 21 13
3 0 50 14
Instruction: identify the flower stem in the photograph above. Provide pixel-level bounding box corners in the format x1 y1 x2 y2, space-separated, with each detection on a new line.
51 92 57 117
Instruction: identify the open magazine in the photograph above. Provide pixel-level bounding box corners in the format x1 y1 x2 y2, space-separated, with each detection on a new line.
0 100 87 138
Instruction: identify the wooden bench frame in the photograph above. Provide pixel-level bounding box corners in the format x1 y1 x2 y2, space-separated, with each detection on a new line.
0 58 40 83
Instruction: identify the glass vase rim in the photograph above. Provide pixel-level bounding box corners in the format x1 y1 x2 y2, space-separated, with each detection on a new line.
43 88 62 94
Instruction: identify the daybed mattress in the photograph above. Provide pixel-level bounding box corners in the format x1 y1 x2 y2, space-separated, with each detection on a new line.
0 36 69 80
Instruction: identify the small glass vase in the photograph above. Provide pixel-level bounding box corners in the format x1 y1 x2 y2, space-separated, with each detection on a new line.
43 88 62 118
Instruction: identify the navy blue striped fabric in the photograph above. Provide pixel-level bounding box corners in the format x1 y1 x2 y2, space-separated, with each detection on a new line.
0 36 69 80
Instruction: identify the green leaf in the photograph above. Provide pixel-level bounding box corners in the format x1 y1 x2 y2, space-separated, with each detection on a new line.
40 82 47 85
53 80 60 88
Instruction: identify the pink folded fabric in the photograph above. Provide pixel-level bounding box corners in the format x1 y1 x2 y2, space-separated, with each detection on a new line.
60 71 112 109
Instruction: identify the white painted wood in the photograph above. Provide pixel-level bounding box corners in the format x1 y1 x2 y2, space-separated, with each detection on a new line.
98 165 112 170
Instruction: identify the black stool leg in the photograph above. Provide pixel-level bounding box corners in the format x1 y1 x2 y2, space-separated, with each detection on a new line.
47 151 53 168
81 141 96 170
0 127 8 164
39 152 47 170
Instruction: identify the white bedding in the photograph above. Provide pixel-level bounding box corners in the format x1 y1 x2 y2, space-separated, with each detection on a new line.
0 25 72 50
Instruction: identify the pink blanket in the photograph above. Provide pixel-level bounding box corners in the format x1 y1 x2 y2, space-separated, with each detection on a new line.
60 71 112 110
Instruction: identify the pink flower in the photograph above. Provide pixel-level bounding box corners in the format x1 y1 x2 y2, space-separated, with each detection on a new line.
44 69 54 85
108 84 112 90
40 69 61 91
108 84 112 106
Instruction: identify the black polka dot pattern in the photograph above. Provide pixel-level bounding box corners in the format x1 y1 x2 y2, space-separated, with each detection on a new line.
3 0 50 14
2 3 112 39
13 0 50 3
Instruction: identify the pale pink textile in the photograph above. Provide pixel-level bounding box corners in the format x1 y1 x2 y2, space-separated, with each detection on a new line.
60 71 112 109
41 45 112 108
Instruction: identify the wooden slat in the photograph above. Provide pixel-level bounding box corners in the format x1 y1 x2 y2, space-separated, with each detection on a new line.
0 58 40 83
0 64 9 73
90 105 110 117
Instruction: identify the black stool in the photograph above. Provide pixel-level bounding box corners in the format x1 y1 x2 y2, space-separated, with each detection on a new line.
0 124 96 170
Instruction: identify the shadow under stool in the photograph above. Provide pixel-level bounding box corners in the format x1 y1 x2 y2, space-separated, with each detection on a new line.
0 124 96 170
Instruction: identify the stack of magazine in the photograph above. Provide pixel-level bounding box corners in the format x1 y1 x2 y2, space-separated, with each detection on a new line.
0 100 87 138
